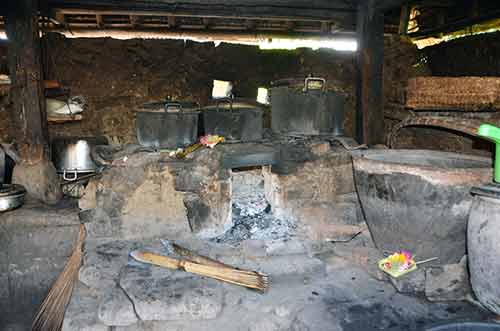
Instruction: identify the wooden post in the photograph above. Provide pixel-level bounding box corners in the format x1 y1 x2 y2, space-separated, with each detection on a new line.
5 0 49 163
355 0 385 145
398 4 410 35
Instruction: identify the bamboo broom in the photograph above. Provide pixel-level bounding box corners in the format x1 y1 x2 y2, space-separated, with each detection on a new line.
32 224 86 331
130 250 269 292
161 239 230 268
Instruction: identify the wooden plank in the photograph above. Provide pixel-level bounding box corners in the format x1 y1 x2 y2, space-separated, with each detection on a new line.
48 114 83 123
355 0 385 145
49 26 356 41
5 0 50 162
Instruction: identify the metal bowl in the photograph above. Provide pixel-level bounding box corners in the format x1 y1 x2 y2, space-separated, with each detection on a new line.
0 184 26 212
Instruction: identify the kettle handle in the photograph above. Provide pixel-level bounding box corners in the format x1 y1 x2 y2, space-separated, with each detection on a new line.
164 102 183 112
215 98 234 112
63 169 78 181
304 77 326 92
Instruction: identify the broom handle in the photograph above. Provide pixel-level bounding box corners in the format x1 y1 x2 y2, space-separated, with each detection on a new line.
172 243 230 268
140 252 183 270
140 252 232 273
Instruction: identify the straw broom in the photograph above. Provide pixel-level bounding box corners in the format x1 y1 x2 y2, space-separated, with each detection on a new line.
168 241 231 268
32 224 86 331
130 250 269 292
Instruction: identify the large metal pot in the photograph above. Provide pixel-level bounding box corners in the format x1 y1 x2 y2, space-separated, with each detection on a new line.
270 77 345 136
51 136 107 181
353 149 492 264
202 98 263 142
136 101 200 149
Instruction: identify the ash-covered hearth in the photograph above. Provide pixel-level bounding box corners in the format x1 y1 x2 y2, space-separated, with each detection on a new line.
215 167 297 245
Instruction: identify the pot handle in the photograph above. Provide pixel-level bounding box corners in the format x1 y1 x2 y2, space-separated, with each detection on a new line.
215 98 234 112
63 169 78 181
164 102 183 112
304 77 326 92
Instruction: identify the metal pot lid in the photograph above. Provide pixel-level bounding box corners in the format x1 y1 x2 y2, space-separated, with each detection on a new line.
139 100 201 113
0 184 27 197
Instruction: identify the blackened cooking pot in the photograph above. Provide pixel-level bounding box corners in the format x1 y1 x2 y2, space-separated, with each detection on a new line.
270 77 345 136
136 101 200 149
202 98 263 142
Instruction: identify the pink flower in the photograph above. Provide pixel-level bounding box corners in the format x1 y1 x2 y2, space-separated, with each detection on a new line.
400 250 412 261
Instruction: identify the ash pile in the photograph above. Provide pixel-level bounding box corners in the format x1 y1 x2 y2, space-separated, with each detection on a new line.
215 168 296 245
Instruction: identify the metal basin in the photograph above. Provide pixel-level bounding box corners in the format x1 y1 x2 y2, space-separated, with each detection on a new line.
0 184 26 212
353 149 492 264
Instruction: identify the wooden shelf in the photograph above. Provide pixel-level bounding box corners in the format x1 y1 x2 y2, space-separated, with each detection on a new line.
48 114 83 123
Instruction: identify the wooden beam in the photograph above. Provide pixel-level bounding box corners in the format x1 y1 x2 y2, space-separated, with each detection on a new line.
202 17 211 29
130 15 141 27
168 15 176 28
95 14 104 28
54 10 65 25
46 1 356 22
355 0 385 145
321 21 330 33
48 26 356 41
5 0 49 162
245 19 256 30
398 4 410 35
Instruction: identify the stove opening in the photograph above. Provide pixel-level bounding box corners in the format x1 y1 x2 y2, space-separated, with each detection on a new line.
214 166 296 244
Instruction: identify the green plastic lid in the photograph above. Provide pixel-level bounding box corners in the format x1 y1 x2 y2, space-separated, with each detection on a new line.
477 124 500 183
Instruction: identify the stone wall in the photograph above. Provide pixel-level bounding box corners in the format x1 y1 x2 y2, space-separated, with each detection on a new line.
264 141 364 241
80 147 232 242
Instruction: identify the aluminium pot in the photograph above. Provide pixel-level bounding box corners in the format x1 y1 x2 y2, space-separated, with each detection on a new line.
270 77 345 136
136 101 200 149
468 183 500 315
51 136 107 181
202 99 263 142
353 149 492 264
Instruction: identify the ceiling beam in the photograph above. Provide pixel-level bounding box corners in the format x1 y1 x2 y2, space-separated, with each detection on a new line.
46 26 356 42
409 9 500 38
45 0 356 22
